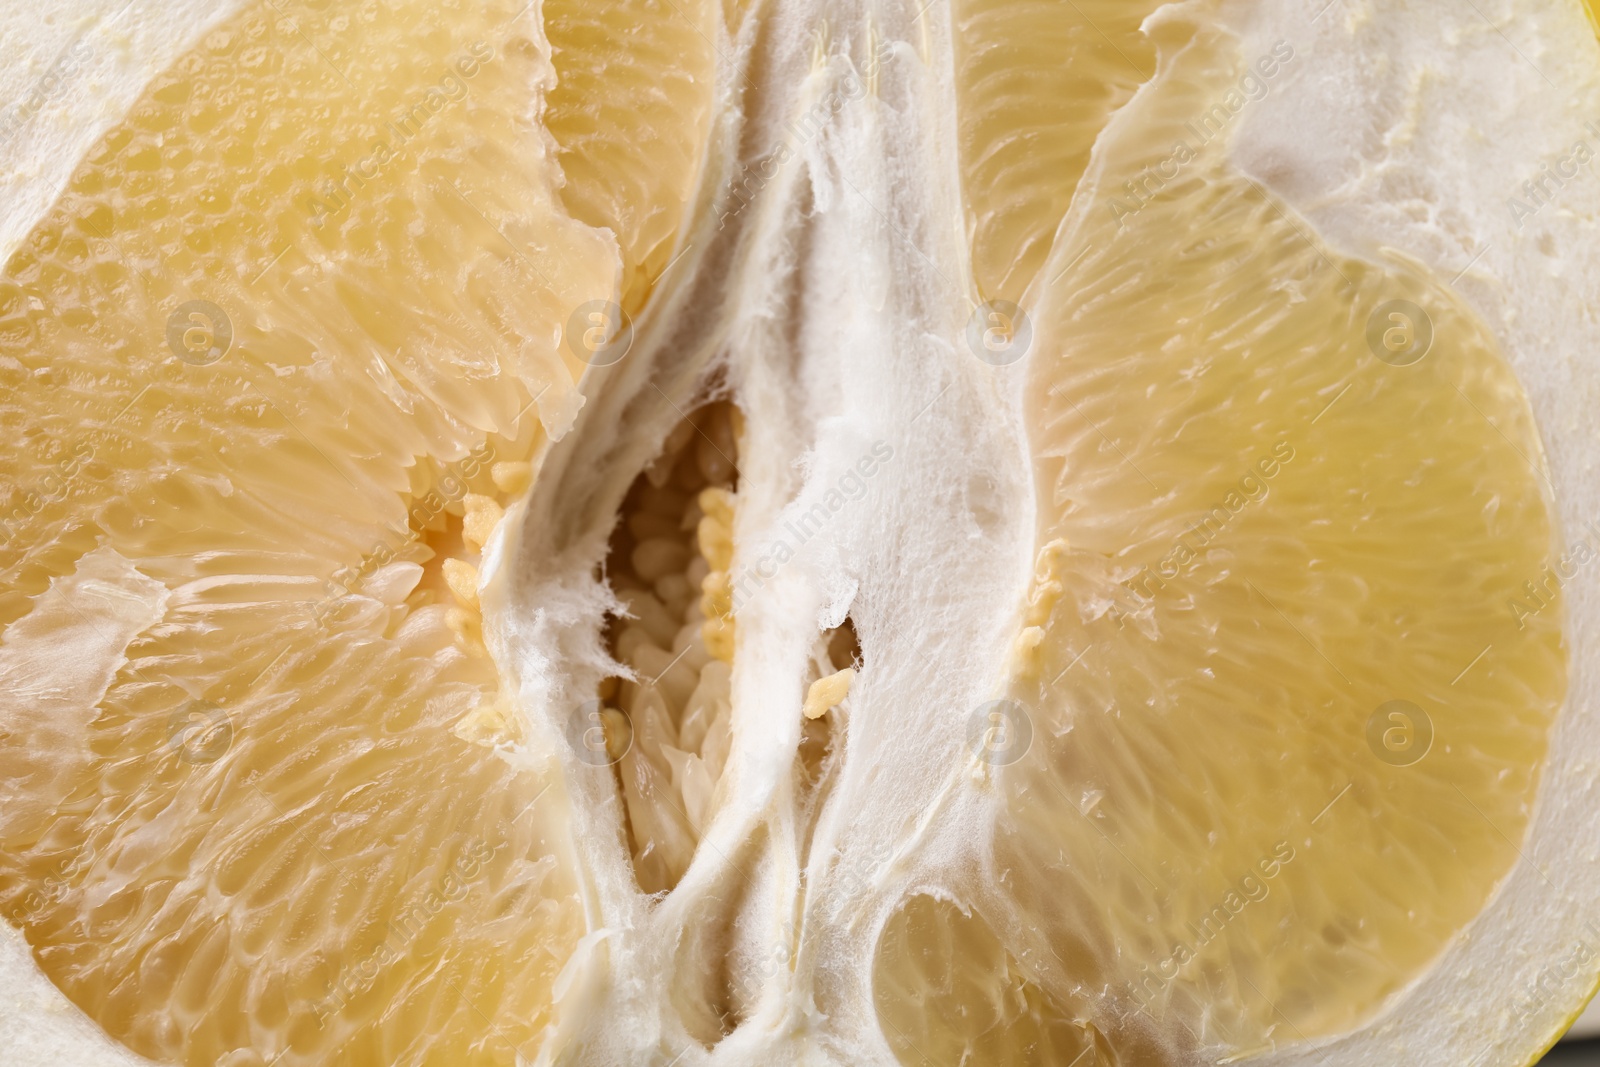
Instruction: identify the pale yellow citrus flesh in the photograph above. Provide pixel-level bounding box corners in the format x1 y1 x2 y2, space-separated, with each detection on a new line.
0 0 637 1062
544 0 718 315
875 23 1567 1066
952 0 1162 304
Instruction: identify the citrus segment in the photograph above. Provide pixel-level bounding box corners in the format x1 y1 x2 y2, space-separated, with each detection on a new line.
1017 30 1563 1052
877 22 1567 1064
544 0 719 315
952 0 1160 304
872 894 1105 1066
0 0 619 1062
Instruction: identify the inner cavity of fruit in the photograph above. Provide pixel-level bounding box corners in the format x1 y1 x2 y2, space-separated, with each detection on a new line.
592 398 867 899
597 401 741 894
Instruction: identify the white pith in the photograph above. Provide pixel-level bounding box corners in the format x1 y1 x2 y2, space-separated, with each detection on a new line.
2 1 1600 1066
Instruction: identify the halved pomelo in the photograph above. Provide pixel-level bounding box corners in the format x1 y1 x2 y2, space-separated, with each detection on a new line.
1 0 1599 1065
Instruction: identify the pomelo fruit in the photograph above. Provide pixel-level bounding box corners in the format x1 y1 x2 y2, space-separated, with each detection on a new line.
3 0 1600 1065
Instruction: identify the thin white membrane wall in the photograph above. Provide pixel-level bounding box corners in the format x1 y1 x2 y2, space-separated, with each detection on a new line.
1206 0 1600 1063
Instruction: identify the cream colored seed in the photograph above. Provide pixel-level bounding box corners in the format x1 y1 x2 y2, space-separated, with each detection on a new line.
1036 537 1069 569
453 694 523 747
445 606 485 651
703 616 735 663
615 624 657 665
1025 579 1063 628
1009 626 1045 678
656 573 693 607
1023 538 1069 627
490 461 533 496
623 590 680 647
634 538 690 583
697 517 732 572
698 486 734 524
462 494 505 552
700 570 732 618
803 667 855 720
442 558 480 610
